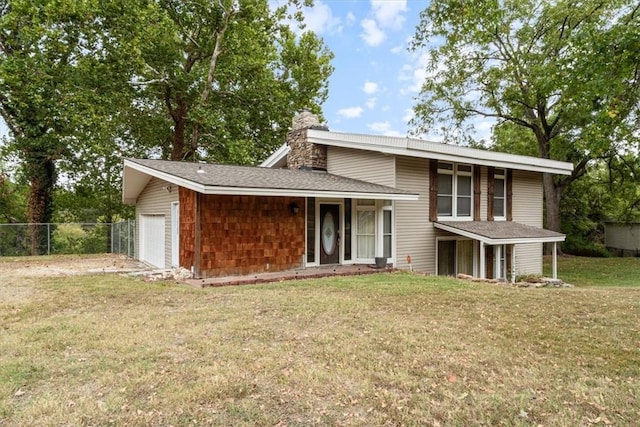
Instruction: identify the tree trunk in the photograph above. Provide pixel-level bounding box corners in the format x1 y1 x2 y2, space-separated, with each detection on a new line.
26 157 56 255
542 172 563 233
170 99 188 161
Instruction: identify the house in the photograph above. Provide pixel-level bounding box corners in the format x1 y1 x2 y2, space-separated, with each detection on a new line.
605 222 640 256
122 111 573 281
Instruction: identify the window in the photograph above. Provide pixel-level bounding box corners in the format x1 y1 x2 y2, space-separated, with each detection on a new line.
344 199 352 261
437 239 474 276
493 169 506 219
356 200 375 258
306 198 315 264
438 162 473 218
382 204 392 258
494 244 506 279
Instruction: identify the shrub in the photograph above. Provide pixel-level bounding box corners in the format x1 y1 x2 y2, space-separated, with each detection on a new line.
561 237 610 257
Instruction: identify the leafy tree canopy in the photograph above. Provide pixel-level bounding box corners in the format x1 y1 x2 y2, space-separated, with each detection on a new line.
411 0 640 231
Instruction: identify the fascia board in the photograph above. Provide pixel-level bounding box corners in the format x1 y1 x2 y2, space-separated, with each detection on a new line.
308 130 573 176
260 144 290 168
201 185 420 200
123 159 205 195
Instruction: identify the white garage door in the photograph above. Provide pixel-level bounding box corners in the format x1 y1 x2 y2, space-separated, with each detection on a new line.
140 214 165 268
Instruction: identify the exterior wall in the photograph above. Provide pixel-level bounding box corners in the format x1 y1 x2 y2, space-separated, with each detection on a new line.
196 194 305 278
605 223 640 255
394 156 435 273
511 170 544 275
135 177 178 268
327 146 396 187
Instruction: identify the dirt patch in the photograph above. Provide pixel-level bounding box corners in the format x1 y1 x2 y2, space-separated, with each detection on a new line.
0 254 148 284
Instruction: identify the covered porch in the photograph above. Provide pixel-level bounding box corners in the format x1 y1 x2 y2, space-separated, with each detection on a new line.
434 221 566 281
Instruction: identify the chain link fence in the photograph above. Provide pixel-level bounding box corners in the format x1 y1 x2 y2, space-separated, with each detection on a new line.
0 220 135 257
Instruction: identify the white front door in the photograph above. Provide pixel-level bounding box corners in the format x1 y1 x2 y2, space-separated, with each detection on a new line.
140 214 165 268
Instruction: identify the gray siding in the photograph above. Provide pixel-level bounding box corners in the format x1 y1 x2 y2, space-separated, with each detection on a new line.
327 146 395 187
135 177 179 268
605 223 640 252
394 156 435 272
511 170 544 275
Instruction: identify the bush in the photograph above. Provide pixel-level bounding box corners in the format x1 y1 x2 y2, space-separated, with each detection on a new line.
561 237 610 257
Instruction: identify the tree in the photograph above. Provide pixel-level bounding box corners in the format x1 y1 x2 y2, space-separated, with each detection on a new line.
411 0 640 232
131 0 334 163
0 0 147 253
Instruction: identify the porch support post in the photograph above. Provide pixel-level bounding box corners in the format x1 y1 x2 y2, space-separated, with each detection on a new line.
552 241 558 279
479 241 486 279
194 193 201 279
510 244 516 283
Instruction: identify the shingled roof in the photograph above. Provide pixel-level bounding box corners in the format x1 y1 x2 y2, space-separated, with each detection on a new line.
435 221 565 244
123 158 419 204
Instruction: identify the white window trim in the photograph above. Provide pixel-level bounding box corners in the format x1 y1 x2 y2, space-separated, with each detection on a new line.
437 162 474 221
493 169 507 221
352 199 395 265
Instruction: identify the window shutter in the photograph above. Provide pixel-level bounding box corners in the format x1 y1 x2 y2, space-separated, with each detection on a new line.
487 167 495 221
429 159 438 222
473 166 481 220
506 169 513 221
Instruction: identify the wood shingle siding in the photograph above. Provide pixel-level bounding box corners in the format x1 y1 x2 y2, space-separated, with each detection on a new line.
395 156 435 272
135 177 178 268
327 146 395 187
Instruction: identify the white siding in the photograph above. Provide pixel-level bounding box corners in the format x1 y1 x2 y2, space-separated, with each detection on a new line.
511 170 544 275
327 146 395 187
135 177 179 268
395 156 435 273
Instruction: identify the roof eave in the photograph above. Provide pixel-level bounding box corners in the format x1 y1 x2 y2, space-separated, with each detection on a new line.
308 130 574 176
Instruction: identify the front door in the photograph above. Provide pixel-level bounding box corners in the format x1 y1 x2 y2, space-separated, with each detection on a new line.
320 204 340 264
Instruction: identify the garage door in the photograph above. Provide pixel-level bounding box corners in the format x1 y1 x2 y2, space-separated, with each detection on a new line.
140 214 165 268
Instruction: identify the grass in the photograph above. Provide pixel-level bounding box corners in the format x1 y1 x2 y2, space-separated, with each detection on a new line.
1 264 640 426
545 255 640 287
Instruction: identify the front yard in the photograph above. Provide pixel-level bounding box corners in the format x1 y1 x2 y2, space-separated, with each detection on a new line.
1 256 639 425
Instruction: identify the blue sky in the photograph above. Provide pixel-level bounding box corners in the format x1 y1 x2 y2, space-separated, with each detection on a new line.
292 0 428 137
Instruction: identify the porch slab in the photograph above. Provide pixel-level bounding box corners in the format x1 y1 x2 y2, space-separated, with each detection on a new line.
183 264 393 288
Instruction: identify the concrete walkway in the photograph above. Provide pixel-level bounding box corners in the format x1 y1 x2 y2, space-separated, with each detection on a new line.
183 264 393 288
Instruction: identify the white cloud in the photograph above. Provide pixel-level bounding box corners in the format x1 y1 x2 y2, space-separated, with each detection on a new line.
390 44 404 54
402 108 414 124
346 11 356 25
398 51 431 95
367 121 403 137
360 18 385 46
371 0 407 30
337 107 364 119
301 0 342 35
365 97 377 109
362 81 379 94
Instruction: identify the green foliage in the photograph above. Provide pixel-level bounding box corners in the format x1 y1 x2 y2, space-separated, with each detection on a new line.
51 224 109 255
130 0 334 163
561 236 611 258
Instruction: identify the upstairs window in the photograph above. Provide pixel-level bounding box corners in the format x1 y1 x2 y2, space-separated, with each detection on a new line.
493 169 506 219
437 162 473 219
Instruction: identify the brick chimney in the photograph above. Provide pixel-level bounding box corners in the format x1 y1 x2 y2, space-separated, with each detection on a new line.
286 109 329 171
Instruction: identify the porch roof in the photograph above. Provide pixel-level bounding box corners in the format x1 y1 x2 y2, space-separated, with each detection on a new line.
123 158 419 204
434 221 566 245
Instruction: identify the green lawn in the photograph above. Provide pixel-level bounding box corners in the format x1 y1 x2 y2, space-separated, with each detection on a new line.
2 265 640 426
546 255 640 287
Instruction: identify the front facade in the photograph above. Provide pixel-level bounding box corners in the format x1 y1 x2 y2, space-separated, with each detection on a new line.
123 112 572 280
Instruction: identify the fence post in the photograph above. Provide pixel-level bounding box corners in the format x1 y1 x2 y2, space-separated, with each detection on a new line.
110 223 114 254
127 219 131 257
47 223 51 255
